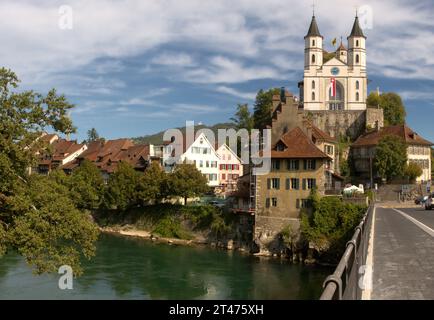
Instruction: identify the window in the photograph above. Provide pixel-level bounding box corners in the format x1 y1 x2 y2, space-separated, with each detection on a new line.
271 159 281 171
211 161 217 168
266 198 270 208
304 159 316 170
301 199 311 208
356 81 360 90
312 80 315 89
312 54 316 64
288 159 300 171
312 92 315 101
272 198 277 207
267 178 280 190
307 178 316 190
222 174 226 180
356 54 360 64
312 40 315 46
356 40 359 47
199 160 203 168
356 92 360 101
291 178 300 190
297 199 311 209
324 145 334 155
206 161 209 168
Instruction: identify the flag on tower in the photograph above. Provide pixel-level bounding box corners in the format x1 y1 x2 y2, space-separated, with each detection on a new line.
331 38 337 47
330 78 336 97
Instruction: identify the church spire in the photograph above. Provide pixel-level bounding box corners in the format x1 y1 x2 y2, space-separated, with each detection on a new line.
305 15 323 39
349 15 366 38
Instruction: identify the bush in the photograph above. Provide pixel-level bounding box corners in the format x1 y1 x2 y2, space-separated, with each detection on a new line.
301 196 366 263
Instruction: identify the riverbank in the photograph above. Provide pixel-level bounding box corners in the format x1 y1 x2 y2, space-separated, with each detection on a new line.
99 226 250 252
93 204 254 253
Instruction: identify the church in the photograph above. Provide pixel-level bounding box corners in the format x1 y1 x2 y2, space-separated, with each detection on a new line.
299 15 368 111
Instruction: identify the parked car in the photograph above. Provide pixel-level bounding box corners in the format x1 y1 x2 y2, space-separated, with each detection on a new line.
415 196 428 205
208 200 225 208
425 194 434 210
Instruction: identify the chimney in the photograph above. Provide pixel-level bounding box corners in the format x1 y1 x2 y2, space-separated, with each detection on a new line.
375 120 380 132
280 87 286 103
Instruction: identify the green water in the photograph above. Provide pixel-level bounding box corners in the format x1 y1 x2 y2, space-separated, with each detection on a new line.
0 234 330 299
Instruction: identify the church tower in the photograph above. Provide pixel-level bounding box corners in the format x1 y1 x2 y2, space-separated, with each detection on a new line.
300 13 368 112
304 16 323 70
347 15 367 110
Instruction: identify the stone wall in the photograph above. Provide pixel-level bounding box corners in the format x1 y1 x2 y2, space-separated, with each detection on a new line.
306 108 384 141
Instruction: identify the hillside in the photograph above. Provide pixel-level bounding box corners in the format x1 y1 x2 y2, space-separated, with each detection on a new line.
132 122 237 145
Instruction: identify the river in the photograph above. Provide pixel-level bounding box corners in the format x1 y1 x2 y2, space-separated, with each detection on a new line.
0 234 330 299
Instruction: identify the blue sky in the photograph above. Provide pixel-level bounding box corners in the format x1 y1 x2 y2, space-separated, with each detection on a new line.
2 0 434 142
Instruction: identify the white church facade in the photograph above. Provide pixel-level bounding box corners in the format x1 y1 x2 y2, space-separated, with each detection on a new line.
299 15 368 111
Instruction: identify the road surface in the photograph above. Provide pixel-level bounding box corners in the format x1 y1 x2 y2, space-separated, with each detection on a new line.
371 206 434 299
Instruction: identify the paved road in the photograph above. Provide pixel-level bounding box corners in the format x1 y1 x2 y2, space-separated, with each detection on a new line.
371 206 434 299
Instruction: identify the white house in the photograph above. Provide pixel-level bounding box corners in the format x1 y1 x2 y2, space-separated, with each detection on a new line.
164 132 220 187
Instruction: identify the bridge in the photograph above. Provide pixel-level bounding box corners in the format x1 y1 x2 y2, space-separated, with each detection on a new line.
320 203 434 300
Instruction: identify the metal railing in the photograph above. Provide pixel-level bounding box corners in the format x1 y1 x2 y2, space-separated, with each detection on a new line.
320 205 374 300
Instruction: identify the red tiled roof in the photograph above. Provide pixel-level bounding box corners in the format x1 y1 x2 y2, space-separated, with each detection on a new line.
271 127 331 159
352 125 433 147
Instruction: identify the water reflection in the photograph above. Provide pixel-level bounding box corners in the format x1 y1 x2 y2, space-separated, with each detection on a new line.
0 234 330 299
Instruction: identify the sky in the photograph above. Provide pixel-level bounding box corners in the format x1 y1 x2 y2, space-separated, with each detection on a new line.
2 0 434 142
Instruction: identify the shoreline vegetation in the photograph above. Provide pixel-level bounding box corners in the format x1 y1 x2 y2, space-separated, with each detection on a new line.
92 204 254 254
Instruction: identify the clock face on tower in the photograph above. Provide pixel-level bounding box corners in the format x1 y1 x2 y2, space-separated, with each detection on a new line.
331 67 340 76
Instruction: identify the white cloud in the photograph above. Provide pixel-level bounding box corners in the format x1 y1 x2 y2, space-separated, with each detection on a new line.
151 53 195 67
215 86 256 100
1 0 434 92
183 56 283 84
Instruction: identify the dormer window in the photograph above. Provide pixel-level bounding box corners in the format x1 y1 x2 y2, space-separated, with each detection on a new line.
276 142 285 151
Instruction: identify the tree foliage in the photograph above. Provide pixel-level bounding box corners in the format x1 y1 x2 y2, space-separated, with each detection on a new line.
367 92 406 126
404 162 423 182
253 88 280 130
230 103 254 132
68 160 105 209
167 163 209 205
0 68 99 274
104 162 142 211
374 135 408 181
139 161 168 204
87 128 100 142
301 197 366 262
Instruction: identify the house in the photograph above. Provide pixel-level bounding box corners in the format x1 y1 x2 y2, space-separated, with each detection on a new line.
163 132 220 187
37 135 87 174
253 126 332 255
215 143 243 193
352 124 433 183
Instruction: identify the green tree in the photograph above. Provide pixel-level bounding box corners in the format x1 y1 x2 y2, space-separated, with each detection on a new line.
69 160 105 209
374 135 408 181
367 92 406 126
404 162 423 183
230 103 254 132
167 163 209 205
253 88 280 130
0 67 98 274
138 162 167 204
87 128 100 142
104 162 141 211
301 197 365 262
